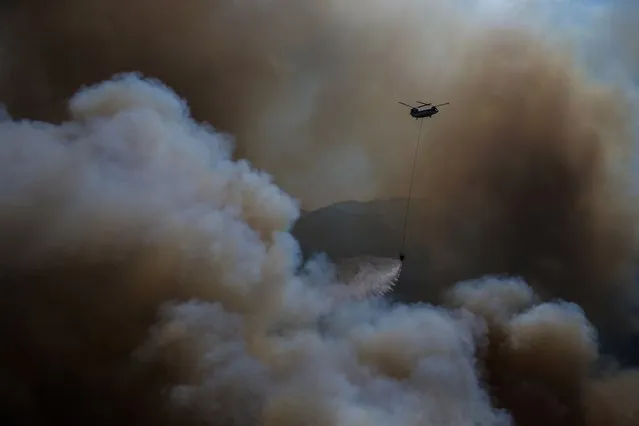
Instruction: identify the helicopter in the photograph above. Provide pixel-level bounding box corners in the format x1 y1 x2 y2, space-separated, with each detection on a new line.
398 101 450 119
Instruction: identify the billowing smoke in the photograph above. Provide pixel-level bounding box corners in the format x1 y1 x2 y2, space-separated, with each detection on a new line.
409 26 639 342
8 0 635 209
2 0 639 424
1 0 462 207
0 74 637 426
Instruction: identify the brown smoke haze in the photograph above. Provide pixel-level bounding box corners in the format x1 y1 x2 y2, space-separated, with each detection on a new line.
410 27 639 338
0 75 637 426
0 0 507 206
1 0 639 425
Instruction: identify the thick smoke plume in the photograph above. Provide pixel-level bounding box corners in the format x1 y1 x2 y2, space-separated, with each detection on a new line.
1 0 639 424
0 74 638 426
2 3 639 327
410 26 639 341
3 0 612 209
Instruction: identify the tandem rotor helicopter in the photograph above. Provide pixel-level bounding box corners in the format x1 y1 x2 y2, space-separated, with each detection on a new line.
396 98 449 263
398 101 450 119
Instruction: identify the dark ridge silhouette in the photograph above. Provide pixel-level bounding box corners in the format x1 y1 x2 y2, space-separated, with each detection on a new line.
291 198 430 303
292 198 639 364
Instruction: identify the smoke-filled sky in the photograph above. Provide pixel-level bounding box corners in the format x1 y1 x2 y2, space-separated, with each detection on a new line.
3 0 637 209
1 69 638 426
1 0 639 425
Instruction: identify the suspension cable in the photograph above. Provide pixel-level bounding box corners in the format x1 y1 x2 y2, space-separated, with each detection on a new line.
399 118 424 261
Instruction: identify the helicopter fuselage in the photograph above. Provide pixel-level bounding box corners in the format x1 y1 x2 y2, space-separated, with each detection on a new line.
410 107 439 119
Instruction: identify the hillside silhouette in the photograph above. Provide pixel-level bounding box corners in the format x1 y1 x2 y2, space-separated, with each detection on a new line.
293 198 438 303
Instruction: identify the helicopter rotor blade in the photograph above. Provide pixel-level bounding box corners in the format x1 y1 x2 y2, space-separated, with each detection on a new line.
398 102 413 108
434 102 450 107
416 101 431 106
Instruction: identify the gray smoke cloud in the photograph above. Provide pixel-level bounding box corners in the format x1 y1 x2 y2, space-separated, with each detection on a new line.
0 72 637 426
8 0 635 209
1 0 639 424
0 74 505 425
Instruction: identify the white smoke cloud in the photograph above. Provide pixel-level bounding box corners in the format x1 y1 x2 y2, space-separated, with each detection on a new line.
2 2 639 421
0 0 637 420
0 74 516 426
